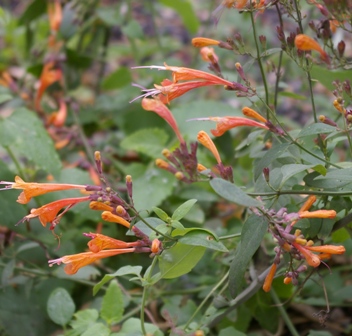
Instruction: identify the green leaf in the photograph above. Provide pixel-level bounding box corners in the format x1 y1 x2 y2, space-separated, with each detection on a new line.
152 207 170 221
102 67 132 90
118 317 162 336
280 164 313 186
297 123 336 138
311 66 351 92
229 215 268 298
0 108 62 175
210 178 262 207
81 323 110 336
96 6 122 26
159 0 199 34
93 266 143 295
132 167 175 212
254 143 290 180
68 310 99 336
158 243 206 279
18 0 46 25
278 91 306 100
121 20 144 39
177 230 228 252
171 199 197 221
120 128 169 158
314 167 352 181
47 288 75 326
128 217 166 237
101 280 124 325
0 93 12 104
312 164 327 176
219 327 247 336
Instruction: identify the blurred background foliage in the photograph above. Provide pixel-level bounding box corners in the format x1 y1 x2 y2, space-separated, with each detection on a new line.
0 0 351 335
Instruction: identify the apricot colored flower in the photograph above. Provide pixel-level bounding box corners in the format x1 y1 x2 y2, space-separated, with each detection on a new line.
48 99 67 127
23 196 90 228
305 244 345 254
192 37 220 48
263 263 277 292
299 209 336 219
242 107 267 123
142 97 184 143
84 233 144 253
200 47 219 63
1 176 86 204
196 116 269 137
294 34 329 63
49 248 139 275
197 131 221 164
292 242 321 267
212 0 248 24
89 201 114 212
35 62 62 110
47 0 62 32
101 211 131 228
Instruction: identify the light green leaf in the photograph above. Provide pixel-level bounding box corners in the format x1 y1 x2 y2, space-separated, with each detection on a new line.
0 93 12 104
93 266 142 295
280 164 313 186
47 288 75 326
158 243 206 279
81 323 110 336
278 91 306 100
0 108 61 175
229 215 268 298
121 20 144 39
118 317 163 336
159 0 199 33
312 164 327 176
152 207 170 221
172 199 197 221
101 280 124 325
311 66 350 91
178 230 228 252
121 128 169 158
68 309 99 336
210 178 261 207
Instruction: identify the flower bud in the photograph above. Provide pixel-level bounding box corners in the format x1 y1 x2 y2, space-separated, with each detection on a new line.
338 40 345 58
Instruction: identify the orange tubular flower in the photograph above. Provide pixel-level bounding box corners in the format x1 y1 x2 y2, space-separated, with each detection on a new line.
212 0 248 24
101 211 131 228
48 99 67 127
89 201 114 212
48 248 139 275
197 131 222 164
294 34 329 63
200 47 219 63
84 233 144 253
203 116 269 137
192 37 220 48
35 62 62 111
305 244 346 255
23 196 91 228
1 176 86 204
299 210 336 219
292 242 321 267
47 0 62 32
141 97 184 143
242 107 267 123
263 263 277 292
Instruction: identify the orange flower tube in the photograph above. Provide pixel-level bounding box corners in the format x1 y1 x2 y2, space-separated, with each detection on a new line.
305 244 345 255
263 263 277 292
192 37 220 48
197 131 222 164
101 211 131 228
292 242 321 267
294 34 329 63
299 210 336 219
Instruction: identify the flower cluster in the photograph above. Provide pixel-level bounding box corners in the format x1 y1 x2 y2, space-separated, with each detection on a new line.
261 195 345 292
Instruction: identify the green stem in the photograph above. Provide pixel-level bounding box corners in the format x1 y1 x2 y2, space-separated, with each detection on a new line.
271 289 300 336
219 233 241 240
248 189 352 197
183 271 229 331
250 10 269 119
4 146 26 179
140 256 158 335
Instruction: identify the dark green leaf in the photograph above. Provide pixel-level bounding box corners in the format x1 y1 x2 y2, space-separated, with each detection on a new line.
254 143 290 179
229 215 268 298
158 243 206 279
101 280 124 325
101 67 132 90
297 124 336 138
172 199 197 221
158 0 199 34
210 178 261 207
0 108 62 175
18 0 46 25
47 288 75 326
